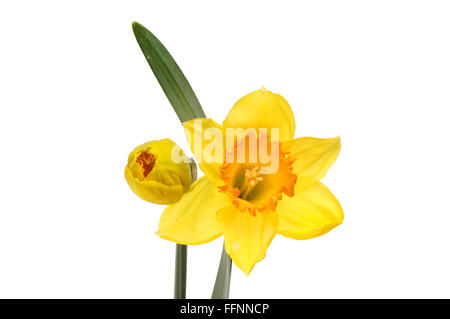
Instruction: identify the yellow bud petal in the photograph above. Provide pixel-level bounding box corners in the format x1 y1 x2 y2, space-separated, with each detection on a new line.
124 138 191 205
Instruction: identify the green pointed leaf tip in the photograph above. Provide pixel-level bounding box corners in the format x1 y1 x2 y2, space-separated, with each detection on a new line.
132 21 206 123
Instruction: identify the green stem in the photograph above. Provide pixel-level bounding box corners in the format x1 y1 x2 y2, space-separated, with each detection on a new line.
173 159 197 299
174 244 187 299
211 244 232 299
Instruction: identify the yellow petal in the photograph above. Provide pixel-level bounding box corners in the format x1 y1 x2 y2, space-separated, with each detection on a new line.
277 182 343 240
183 118 226 183
283 136 340 190
157 177 230 245
223 88 295 142
217 207 278 275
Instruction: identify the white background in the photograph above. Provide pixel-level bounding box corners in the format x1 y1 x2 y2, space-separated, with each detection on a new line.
1 0 449 298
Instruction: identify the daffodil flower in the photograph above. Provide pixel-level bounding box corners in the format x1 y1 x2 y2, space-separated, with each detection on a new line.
157 88 343 275
125 139 192 205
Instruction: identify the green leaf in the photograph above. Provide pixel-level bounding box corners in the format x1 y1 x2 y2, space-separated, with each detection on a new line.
132 22 205 299
212 244 232 299
132 22 230 299
132 21 206 123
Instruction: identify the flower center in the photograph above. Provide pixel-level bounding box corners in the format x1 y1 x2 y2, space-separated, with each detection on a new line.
239 167 264 200
218 134 297 216
136 151 156 179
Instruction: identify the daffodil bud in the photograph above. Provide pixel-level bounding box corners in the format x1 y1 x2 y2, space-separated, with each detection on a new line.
125 139 191 205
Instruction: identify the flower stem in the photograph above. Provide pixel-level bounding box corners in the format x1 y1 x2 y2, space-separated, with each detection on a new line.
173 158 197 299
211 244 232 299
174 243 187 299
